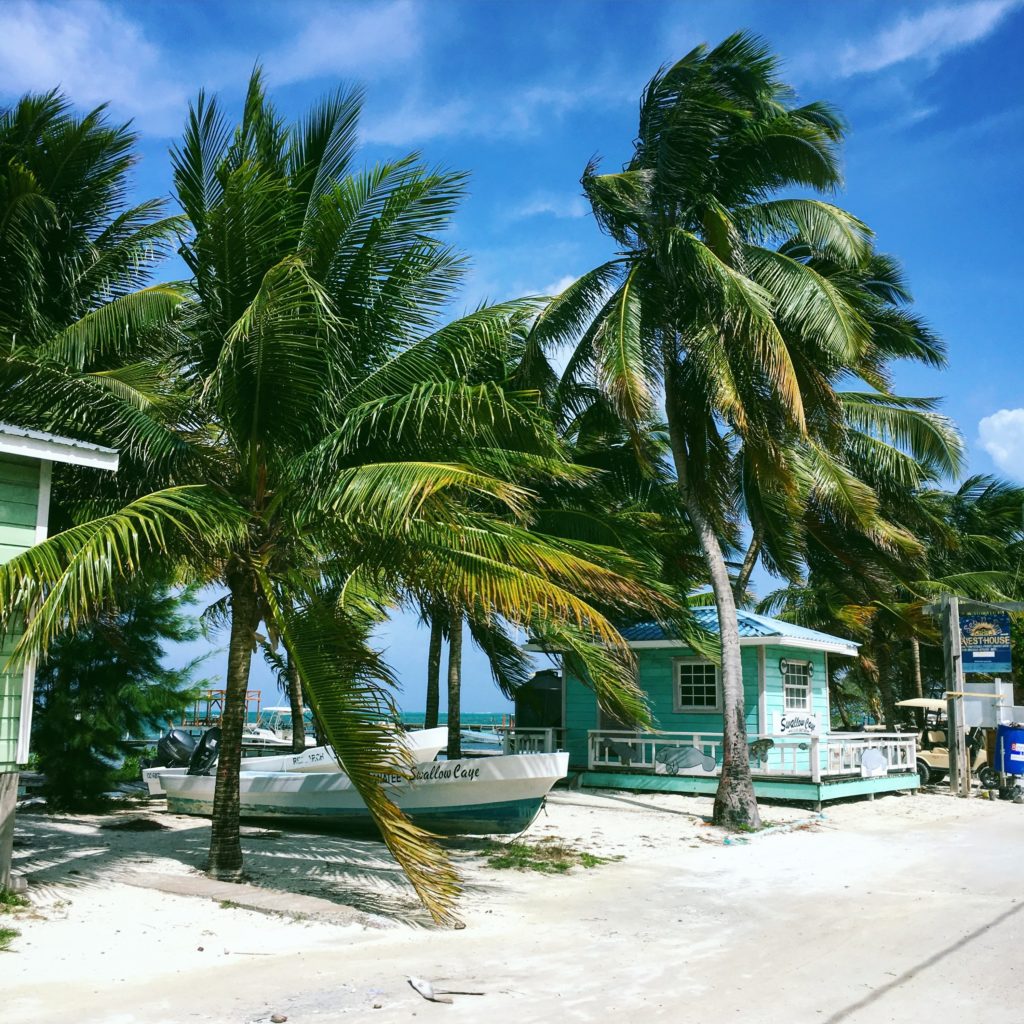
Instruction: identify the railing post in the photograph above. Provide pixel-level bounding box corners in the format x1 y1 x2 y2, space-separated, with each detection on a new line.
811 735 821 783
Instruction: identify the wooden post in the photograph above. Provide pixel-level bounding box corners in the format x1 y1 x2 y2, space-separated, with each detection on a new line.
0 771 18 890
941 594 970 798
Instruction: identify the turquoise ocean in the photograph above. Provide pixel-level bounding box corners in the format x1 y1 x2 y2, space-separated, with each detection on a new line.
237 710 509 728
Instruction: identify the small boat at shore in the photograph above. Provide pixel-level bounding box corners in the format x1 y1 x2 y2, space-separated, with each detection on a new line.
143 727 449 796
161 751 569 835
242 706 316 749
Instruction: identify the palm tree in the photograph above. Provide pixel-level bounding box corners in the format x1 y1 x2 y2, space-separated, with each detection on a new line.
543 33 886 827
0 90 181 353
0 73 665 922
446 615 463 758
423 607 445 729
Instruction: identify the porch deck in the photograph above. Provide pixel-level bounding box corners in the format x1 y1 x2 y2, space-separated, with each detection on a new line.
497 727 920 807
583 729 919 806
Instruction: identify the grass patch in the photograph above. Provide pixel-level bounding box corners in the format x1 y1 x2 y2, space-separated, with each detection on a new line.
218 899 242 910
484 837 622 874
0 890 28 913
0 926 19 951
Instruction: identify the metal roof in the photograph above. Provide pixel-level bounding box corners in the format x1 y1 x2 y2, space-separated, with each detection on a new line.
621 608 859 654
0 422 118 470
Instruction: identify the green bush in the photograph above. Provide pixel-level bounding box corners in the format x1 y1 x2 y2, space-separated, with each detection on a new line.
32 583 208 811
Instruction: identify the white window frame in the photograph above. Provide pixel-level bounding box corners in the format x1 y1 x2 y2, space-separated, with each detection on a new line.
673 657 722 714
782 659 813 712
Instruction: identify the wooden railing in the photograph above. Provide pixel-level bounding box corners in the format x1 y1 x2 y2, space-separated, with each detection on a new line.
825 733 917 776
586 729 916 782
494 726 564 754
181 689 262 728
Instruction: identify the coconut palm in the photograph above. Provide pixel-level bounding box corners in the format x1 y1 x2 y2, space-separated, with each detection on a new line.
0 89 187 510
536 33 891 827
0 90 182 353
0 73 665 922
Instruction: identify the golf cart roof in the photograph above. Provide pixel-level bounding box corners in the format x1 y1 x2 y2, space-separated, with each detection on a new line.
896 698 947 711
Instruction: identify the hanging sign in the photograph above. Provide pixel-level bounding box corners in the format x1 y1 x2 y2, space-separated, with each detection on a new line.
961 613 1012 675
772 711 820 736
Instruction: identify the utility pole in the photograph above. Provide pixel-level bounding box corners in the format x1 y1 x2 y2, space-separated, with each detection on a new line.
940 593 970 797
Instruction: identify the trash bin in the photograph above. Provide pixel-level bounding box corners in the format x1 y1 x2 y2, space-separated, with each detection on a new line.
996 724 1024 776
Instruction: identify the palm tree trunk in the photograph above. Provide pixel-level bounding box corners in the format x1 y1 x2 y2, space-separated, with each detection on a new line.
446 615 463 759
688 497 761 828
733 529 763 604
207 569 258 879
285 647 305 753
910 635 925 730
425 612 443 730
876 643 897 731
665 368 760 830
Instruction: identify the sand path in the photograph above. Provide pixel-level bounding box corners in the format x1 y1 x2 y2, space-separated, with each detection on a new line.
3 788 1021 1023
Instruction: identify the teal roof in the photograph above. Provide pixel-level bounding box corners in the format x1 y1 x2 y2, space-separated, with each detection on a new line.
622 609 858 653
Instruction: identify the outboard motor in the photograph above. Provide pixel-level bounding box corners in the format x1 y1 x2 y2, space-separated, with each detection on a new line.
156 728 197 768
187 727 221 776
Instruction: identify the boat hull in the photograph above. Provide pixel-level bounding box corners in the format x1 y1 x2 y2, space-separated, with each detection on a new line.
162 752 569 835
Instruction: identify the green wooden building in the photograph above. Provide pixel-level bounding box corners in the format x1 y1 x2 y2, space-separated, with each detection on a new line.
520 609 919 808
0 423 118 887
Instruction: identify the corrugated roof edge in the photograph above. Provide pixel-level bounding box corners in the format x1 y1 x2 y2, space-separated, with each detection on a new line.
619 608 859 653
0 422 118 470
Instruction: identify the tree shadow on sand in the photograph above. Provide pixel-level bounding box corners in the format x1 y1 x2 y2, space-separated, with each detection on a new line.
12 806 497 925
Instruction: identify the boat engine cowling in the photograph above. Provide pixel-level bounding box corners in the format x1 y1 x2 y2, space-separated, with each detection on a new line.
187 727 221 776
156 728 197 768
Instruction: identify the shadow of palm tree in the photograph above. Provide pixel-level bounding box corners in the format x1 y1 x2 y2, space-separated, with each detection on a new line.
12 806 497 923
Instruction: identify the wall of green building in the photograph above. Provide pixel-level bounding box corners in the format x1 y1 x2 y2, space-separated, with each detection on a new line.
563 642 833 770
0 454 40 770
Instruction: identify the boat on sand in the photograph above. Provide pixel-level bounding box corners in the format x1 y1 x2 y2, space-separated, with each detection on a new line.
161 751 569 835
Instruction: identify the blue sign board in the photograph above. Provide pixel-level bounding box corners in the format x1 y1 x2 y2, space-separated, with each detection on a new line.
961 612 1012 674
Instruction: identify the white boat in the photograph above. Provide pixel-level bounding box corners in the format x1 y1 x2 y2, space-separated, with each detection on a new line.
143 727 449 796
242 706 316 749
243 726 449 773
161 751 569 835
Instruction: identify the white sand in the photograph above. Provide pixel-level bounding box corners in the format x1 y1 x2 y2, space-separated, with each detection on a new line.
3 787 1022 1023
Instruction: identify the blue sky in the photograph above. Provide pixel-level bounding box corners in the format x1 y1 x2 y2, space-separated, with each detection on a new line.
3 0 1023 712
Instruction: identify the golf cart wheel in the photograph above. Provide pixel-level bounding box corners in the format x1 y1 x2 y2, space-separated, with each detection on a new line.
916 759 934 786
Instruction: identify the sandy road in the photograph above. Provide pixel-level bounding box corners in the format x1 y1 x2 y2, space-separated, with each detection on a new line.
7 790 1022 1023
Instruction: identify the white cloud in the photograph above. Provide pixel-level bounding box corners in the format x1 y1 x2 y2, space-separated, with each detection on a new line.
0 0 187 134
360 96 473 145
0 0 425 137
268 0 422 85
539 274 580 296
508 193 588 221
979 408 1024 479
839 0 1021 76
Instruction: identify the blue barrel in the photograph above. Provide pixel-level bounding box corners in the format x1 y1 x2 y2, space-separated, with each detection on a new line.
997 724 1024 776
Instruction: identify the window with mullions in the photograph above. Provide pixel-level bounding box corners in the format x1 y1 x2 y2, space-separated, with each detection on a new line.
674 659 721 713
783 660 812 711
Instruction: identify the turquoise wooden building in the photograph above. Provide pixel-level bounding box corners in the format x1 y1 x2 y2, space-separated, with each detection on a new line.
0 423 118 886
520 609 918 808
